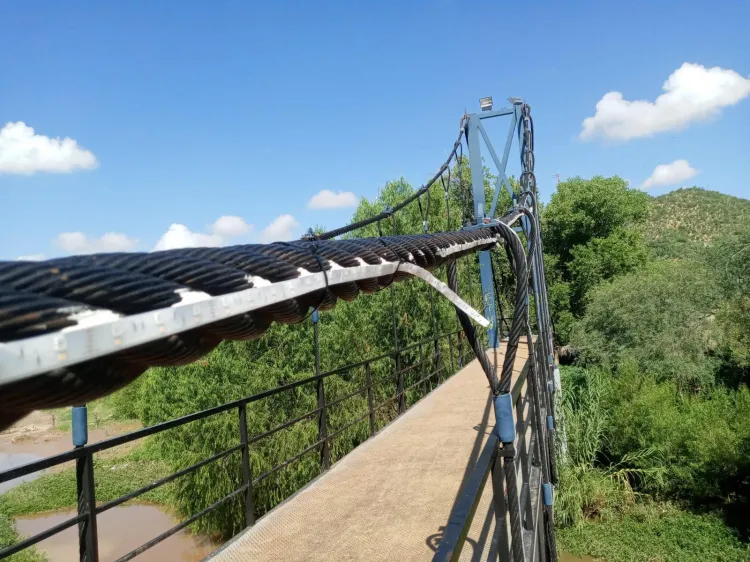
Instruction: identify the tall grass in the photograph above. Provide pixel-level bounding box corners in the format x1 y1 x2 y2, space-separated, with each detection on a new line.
556 367 663 527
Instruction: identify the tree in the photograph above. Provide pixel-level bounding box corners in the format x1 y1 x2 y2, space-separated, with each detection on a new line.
542 176 650 328
544 176 650 264
570 260 721 390
709 222 750 382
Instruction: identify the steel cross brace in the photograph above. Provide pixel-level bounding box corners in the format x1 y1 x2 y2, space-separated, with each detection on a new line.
464 102 523 347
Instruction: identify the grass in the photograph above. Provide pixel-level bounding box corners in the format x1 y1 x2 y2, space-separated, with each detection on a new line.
558 503 750 562
0 446 173 518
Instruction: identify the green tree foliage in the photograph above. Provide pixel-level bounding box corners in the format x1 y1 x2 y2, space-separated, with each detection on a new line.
646 187 750 259
556 367 662 528
559 503 750 562
602 360 750 538
552 184 750 556
570 260 720 389
542 176 650 330
708 222 750 380
544 176 649 264
567 227 649 309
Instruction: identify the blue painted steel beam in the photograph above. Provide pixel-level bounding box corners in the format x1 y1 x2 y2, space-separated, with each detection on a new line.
466 100 526 348
477 106 515 119
484 116 519 218
466 116 498 348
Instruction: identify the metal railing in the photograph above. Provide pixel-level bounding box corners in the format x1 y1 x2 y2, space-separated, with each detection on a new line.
433 338 557 562
0 329 471 562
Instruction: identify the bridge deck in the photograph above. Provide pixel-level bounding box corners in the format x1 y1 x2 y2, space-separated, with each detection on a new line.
208 342 530 562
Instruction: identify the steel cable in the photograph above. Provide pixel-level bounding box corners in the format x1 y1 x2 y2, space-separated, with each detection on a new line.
0 228 516 428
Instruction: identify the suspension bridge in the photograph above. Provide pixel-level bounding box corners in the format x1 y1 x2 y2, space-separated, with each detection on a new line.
0 99 562 561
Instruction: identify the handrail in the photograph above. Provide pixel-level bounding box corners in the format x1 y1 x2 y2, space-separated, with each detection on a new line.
432 339 547 562
0 329 462 485
0 329 467 561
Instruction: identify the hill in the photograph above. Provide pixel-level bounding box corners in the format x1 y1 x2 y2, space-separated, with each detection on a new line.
645 187 750 257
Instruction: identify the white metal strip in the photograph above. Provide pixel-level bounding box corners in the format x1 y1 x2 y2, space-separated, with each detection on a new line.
0 260 488 385
399 263 489 327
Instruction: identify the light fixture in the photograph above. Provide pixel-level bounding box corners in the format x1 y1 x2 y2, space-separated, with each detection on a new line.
479 96 493 112
508 97 522 105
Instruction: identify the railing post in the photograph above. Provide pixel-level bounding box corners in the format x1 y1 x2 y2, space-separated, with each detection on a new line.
419 343 427 395
447 333 456 374
238 402 255 527
365 362 376 437
434 337 442 383
313 310 330 470
457 331 465 368
73 406 98 562
396 354 405 414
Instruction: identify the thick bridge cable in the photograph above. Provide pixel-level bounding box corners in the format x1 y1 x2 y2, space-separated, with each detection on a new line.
0 228 521 430
312 130 464 240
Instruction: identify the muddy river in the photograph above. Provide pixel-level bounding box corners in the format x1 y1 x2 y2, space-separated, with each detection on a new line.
15 505 214 562
1 412 216 561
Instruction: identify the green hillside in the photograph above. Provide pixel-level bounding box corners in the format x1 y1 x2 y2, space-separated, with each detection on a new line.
646 187 750 257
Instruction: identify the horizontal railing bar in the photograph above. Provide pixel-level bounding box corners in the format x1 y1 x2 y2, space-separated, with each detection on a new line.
247 407 321 447
381 362 423 384
326 410 371 442
315 330 461 378
433 433 499 562
252 438 325 485
372 391 402 412
0 512 86 558
403 365 444 394
114 484 249 562
0 330 463 483
0 377 321 481
96 443 244 515
324 384 370 410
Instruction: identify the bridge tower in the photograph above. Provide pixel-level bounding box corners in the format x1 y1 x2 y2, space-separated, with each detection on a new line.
465 96 526 348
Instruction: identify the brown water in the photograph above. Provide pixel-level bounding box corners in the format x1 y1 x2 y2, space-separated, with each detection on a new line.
15 505 215 562
0 413 141 493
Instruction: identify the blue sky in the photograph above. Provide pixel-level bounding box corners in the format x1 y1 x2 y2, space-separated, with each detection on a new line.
1 1 749 260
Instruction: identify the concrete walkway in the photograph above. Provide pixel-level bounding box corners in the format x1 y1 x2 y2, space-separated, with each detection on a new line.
208 342 530 562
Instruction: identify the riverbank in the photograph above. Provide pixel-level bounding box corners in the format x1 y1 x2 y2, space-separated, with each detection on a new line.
0 410 216 561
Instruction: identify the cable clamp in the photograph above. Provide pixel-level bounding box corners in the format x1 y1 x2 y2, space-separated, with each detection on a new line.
542 482 554 506
494 393 515 443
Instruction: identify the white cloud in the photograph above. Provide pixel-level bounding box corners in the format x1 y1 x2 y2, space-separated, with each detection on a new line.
153 224 222 251
211 215 252 238
55 232 138 254
153 215 253 251
641 159 699 190
16 254 46 261
580 63 750 141
259 214 300 243
307 190 358 209
0 122 98 174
